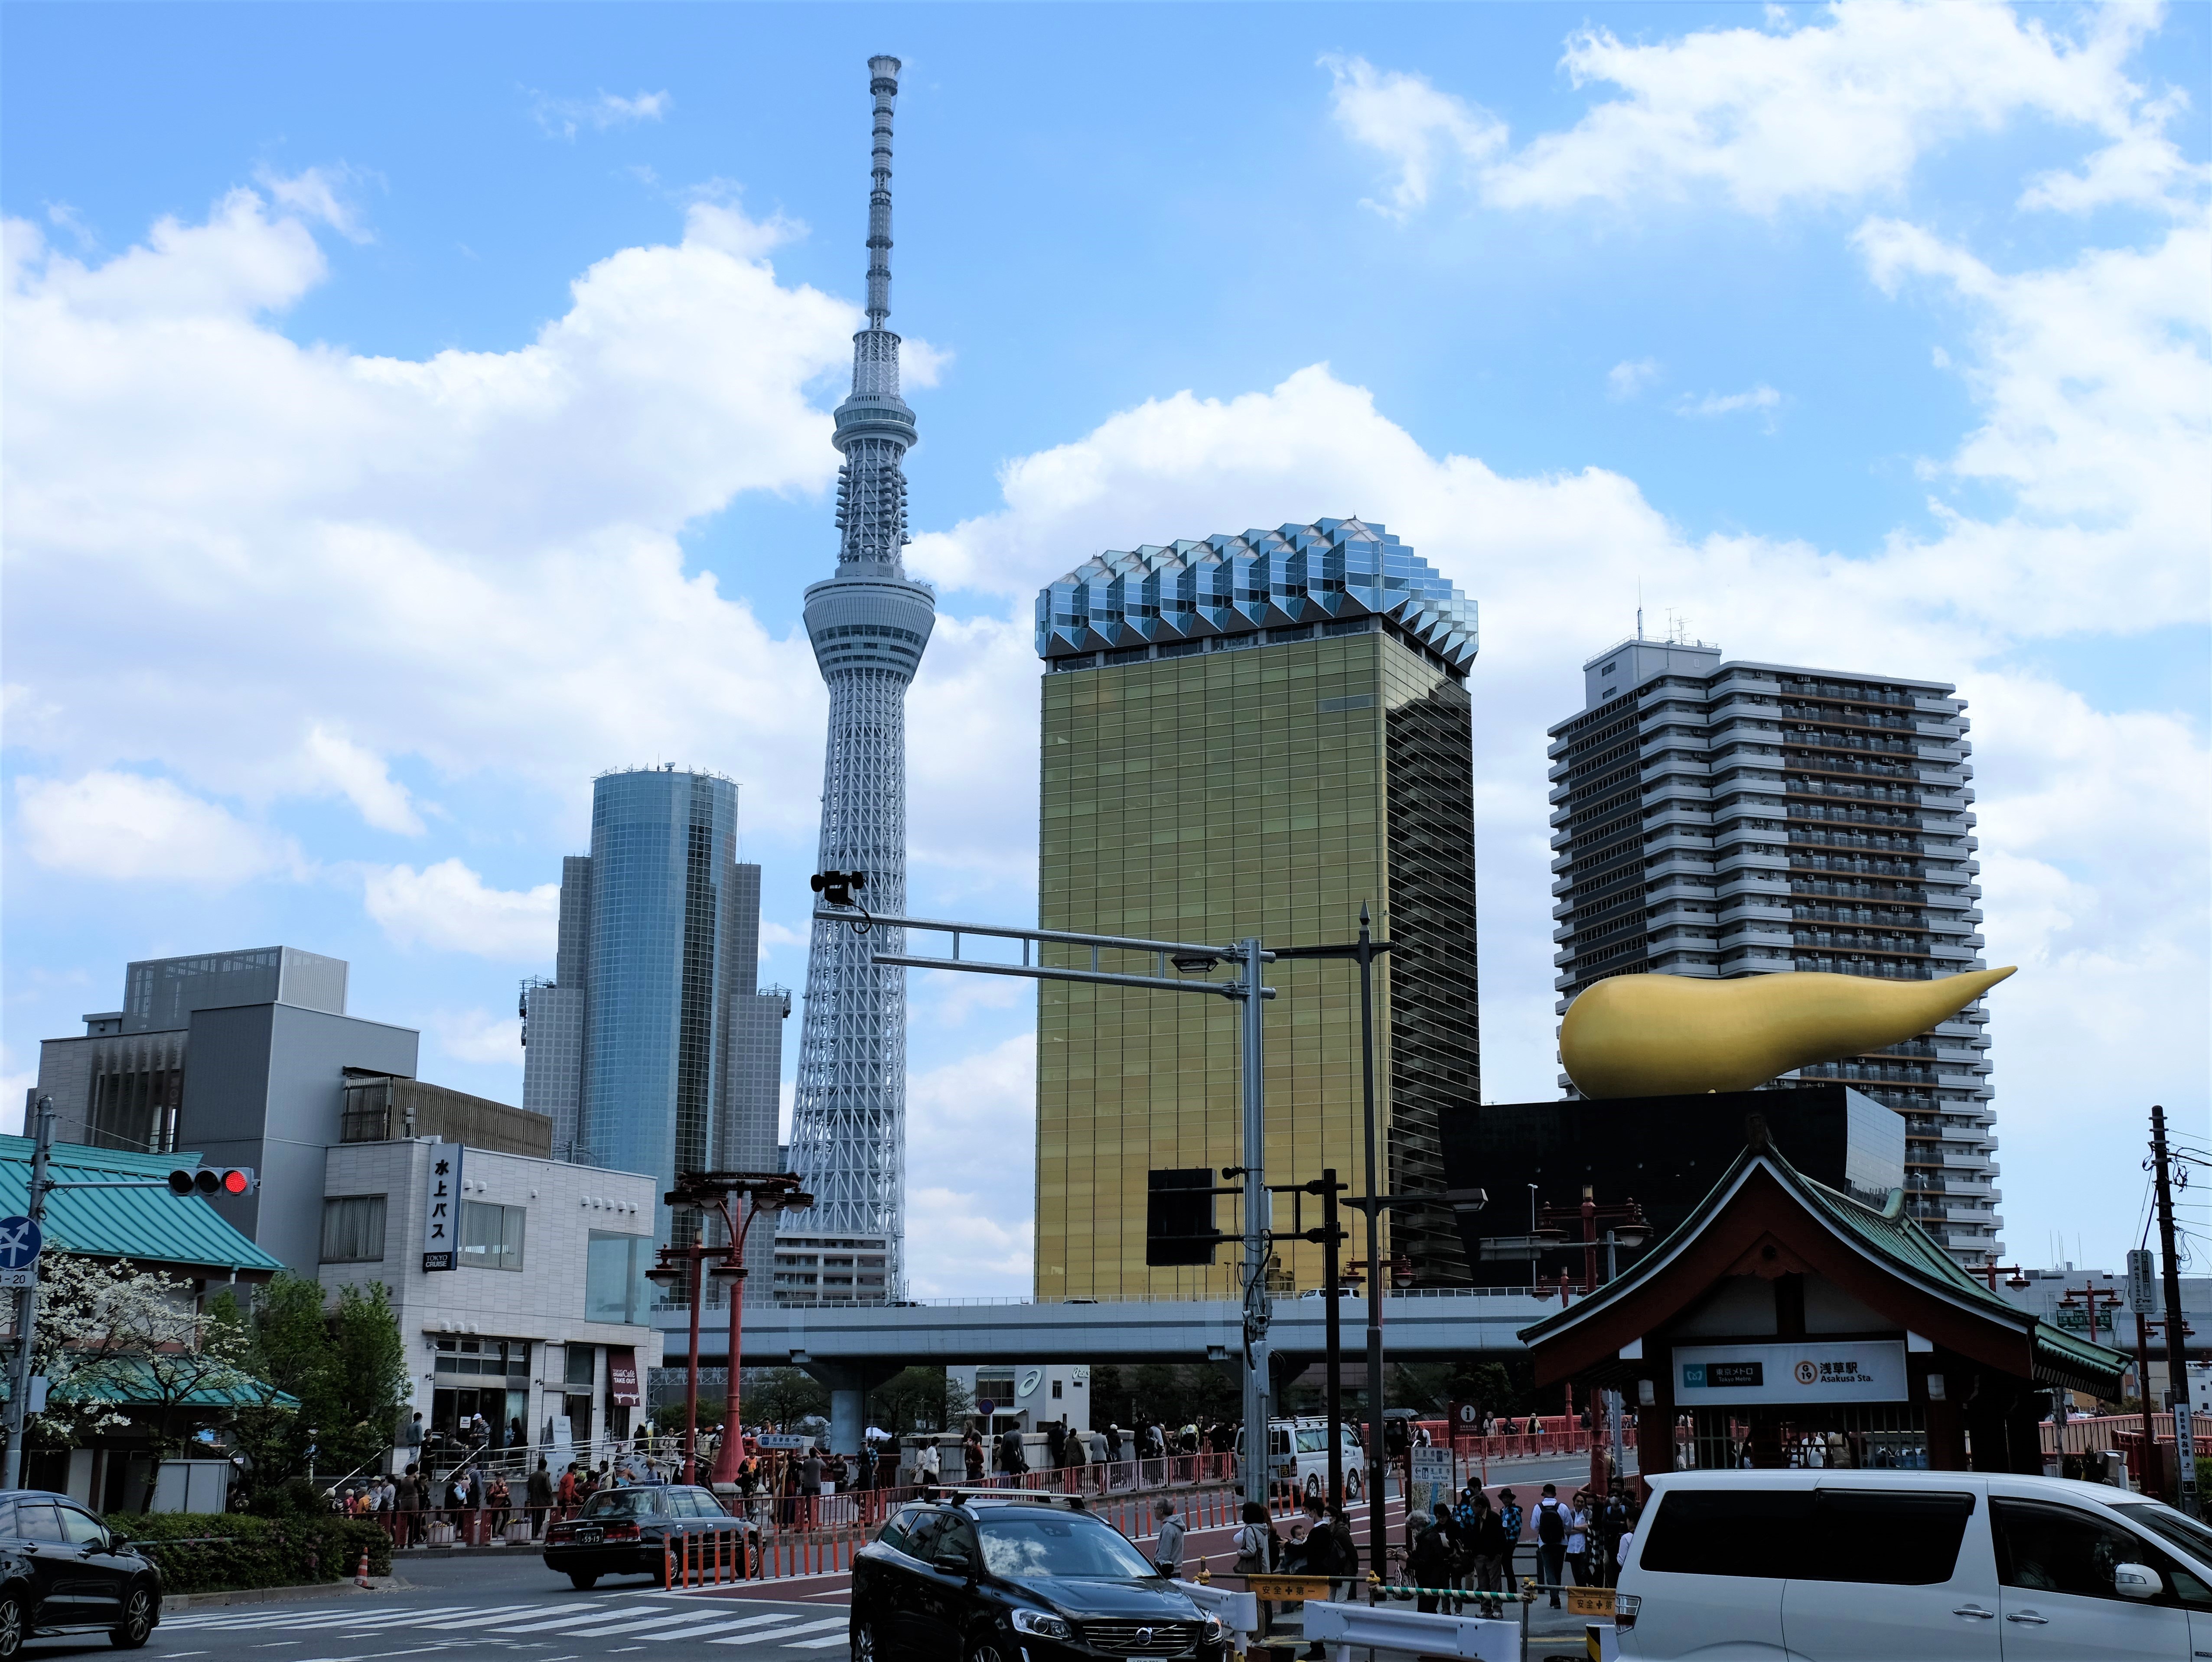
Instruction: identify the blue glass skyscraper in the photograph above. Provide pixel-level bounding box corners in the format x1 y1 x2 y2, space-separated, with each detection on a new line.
522 767 788 1249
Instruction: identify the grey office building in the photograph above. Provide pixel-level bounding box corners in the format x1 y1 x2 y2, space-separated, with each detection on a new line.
521 768 789 1270
1547 637 2001 1266
32 947 422 1274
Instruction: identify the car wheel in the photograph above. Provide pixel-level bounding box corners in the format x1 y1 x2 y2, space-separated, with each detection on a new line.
0 1592 22 1661
111 1587 154 1650
1304 1474 1321 1503
964 1642 1009 1662
567 1571 599 1590
1345 1469 1363 1501
849 1617 879 1662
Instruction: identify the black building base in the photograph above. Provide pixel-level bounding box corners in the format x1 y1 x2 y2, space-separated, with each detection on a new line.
1442 1083 1905 1288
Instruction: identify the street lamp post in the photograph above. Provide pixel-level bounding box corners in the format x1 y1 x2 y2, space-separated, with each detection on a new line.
651 1172 812 1487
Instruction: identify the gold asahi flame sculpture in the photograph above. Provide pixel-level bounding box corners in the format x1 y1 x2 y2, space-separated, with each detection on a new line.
1560 966 2016 1099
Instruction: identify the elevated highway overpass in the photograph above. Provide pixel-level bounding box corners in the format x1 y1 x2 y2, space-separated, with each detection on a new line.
655 1289 1554 1449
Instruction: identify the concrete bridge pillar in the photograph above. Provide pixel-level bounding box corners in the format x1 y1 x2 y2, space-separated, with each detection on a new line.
802 1360 898 1454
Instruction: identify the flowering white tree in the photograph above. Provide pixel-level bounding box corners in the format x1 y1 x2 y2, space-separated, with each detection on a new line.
25 1254 263 1465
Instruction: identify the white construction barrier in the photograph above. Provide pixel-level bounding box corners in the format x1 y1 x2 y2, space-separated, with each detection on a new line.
1302 1600 1519 1661
1172 1581 1259 1652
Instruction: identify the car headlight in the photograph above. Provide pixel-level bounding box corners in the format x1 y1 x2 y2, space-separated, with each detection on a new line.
1009 1609 1073 1639
1200 1616 1223 1643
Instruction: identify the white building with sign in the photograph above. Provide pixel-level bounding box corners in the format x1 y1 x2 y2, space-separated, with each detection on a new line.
319 1137 660 1466
945 1363 1091 1435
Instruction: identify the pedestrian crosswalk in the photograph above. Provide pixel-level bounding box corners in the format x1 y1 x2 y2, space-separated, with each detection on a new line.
158 1597 852 1652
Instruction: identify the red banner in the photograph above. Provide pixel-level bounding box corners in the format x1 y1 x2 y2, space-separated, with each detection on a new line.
608 1346 642 1407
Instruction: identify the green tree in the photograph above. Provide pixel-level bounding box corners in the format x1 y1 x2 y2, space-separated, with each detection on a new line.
749 1368 830 1429
218 1274 408 1506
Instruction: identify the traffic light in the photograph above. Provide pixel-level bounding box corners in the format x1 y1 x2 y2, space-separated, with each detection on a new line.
1146 1168 1221 1267
166 1167 257 1199
810 870 867 907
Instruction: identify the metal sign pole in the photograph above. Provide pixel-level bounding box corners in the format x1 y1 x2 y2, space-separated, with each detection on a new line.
812 901 1277 1508
2 1096 56 1490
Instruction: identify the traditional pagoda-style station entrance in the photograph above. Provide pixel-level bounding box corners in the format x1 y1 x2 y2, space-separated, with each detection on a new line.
1521 1118 2127 1484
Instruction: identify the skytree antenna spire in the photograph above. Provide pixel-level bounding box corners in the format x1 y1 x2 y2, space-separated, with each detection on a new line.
781 55 934 1310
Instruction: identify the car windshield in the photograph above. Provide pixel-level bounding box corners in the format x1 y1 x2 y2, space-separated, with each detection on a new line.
582 1489 659 1518
2111 1502 2212 1566
976 1514 1158 1581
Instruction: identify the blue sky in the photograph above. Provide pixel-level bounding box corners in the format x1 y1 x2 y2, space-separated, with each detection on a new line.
6 2 2207 1294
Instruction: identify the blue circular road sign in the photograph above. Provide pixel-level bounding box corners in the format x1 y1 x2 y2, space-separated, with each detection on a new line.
0 1218 41 1270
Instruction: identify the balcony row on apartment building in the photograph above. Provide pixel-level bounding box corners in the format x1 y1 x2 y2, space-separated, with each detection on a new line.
1546 637 2002 1267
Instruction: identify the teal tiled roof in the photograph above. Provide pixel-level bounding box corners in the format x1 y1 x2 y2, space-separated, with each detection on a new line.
1521 1140 2127 1395
0 1137 285 1275
52 1355 299 1410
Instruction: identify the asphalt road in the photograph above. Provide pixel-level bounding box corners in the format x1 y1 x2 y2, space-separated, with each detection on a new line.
100 1454 1622 1662
148 1555 853 1662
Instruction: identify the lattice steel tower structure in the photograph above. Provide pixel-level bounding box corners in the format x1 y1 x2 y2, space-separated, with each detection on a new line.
779 55 934 1304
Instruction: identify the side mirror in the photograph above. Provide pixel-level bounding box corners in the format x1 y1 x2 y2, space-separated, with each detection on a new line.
2113 1563 2162 1600
934 1547 976 1578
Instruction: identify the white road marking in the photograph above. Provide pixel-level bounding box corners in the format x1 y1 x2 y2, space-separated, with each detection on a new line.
779 1638 848 1652
636 1613 812 1642
710 1616 847 1645
547 1610 759 1640
486 1606 684 1634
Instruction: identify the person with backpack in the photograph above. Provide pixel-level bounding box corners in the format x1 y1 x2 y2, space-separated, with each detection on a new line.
1534 1482 1570 1608
1232 1500 1277 1639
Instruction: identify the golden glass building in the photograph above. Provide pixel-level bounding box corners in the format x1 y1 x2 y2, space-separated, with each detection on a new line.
1034 519 1481 1299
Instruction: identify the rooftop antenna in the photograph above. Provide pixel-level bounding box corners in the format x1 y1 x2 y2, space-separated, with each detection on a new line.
1636 581 1644 643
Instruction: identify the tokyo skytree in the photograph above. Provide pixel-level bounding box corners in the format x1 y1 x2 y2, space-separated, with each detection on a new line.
780 55 934 1302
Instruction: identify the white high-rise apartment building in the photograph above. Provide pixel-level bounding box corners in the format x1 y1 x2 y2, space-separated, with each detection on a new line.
1547 637 2001 1266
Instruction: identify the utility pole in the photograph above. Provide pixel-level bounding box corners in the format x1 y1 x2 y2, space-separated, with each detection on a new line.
1235 937 1273 1513
1273 902 1394 1580
2 1096 55 1491
2150 1104 2199 1517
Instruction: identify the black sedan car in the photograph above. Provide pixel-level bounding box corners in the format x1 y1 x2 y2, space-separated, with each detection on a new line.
0 1488 161 1655
850 1495 1226 1662
542 1483 753 1589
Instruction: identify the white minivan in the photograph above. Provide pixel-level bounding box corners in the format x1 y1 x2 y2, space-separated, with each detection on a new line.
1233 1418 1368 1502
1616 1468 2212 1659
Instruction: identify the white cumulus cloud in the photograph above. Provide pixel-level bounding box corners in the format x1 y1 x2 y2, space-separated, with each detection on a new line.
14 771 300 886
1320 53 1506 218
1331 4 2187 218
2 185 871 854
428 1008 526 1070
363 859 559 959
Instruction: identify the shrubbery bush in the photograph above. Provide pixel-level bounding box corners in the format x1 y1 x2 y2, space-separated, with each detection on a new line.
105 1512 393 1595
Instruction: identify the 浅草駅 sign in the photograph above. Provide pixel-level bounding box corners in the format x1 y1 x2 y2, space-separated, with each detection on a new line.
1674 1341 1909 1405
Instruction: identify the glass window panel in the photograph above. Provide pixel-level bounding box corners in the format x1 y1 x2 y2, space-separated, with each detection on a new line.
319 1194 388 1264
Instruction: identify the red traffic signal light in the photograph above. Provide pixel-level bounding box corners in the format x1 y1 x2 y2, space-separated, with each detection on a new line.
166 1167 257 1198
